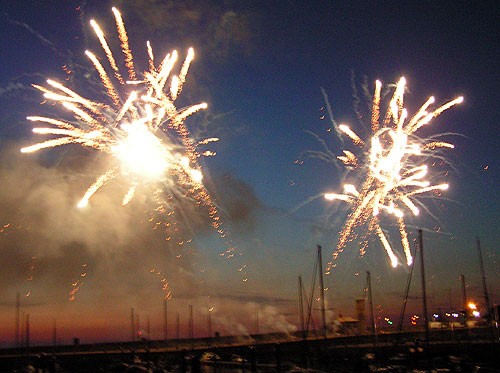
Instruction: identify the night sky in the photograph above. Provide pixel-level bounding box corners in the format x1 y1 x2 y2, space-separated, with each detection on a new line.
0 0 499 346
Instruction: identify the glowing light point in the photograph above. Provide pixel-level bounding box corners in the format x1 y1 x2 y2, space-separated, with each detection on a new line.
325 193 352 202
344 184 359 196
190 169 203 184
77 200 88 209
180 157 203 183
339 124 363 144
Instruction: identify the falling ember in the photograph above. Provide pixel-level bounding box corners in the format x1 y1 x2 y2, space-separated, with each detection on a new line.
21 8 220 223
324 77 462 268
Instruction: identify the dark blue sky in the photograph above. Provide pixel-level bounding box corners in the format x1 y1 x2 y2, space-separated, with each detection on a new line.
0 0 499 342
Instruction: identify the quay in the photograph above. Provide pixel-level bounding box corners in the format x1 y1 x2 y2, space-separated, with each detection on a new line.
0 327 498 371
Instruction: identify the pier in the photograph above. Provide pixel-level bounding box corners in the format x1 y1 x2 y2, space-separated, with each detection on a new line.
0 327 498 371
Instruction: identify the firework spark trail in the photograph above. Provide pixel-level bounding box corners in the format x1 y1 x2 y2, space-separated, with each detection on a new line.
324 77 462 268
111 7 136 80
21 8 221 230
150 267 173 299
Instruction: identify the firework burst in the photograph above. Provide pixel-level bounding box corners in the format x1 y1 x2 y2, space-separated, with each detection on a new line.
323 77 462 268
21 8 220 230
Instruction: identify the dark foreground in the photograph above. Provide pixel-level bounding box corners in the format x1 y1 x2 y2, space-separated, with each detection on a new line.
1 328 499 372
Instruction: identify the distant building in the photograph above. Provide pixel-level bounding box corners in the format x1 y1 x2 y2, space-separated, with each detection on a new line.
335 313 359 335
332 299 369 335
